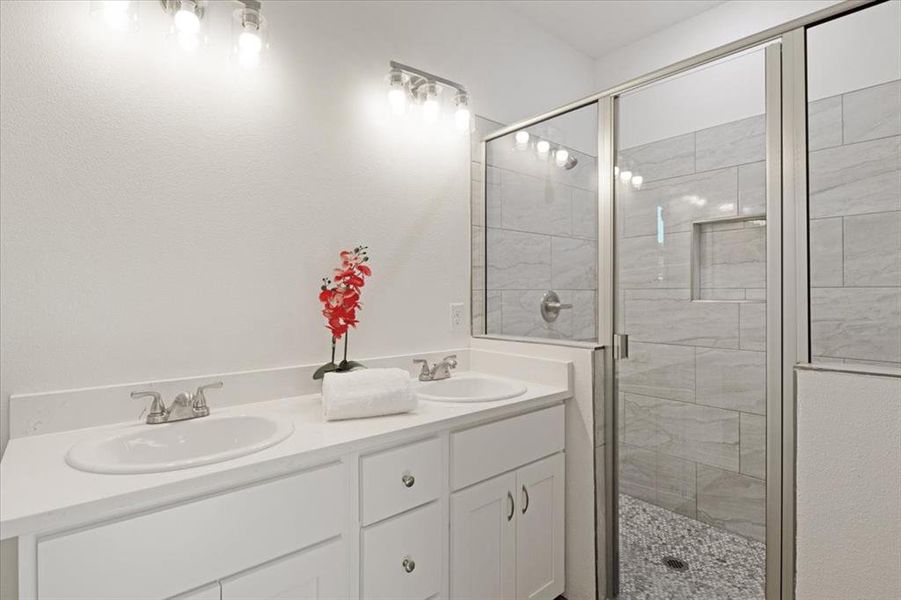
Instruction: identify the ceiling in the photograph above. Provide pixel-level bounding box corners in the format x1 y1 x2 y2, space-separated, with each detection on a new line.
498 1 725 59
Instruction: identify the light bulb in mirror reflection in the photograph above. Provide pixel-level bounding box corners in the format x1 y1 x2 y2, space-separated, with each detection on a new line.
422 98 440 123
238 30 262 68
554 149 569 167
619 170 633 183
388 88 407 116
514 130 530 148
614 165 620 177
631 175 643 190
455 107 471 132
536 140 550 157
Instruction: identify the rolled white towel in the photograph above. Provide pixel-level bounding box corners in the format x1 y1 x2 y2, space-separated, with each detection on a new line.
321 368 417 421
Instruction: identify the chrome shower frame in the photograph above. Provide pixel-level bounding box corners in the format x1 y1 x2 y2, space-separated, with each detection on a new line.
471 2 882 598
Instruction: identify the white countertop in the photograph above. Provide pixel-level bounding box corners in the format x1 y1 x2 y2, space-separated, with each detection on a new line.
0 374 568 540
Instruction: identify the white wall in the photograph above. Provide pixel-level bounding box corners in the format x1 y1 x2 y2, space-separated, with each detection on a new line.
795 367 901 600
0 0 596 457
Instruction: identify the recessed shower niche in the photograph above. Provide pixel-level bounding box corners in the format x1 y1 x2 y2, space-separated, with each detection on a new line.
691 214 767 302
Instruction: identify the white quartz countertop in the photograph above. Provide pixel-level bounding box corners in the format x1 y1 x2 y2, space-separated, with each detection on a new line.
0 374 568 540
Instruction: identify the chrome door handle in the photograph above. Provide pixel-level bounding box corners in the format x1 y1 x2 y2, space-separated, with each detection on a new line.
506 491 515 521
401 473 415 488
402 556 416 573
521 485 530 514
614 333 629 359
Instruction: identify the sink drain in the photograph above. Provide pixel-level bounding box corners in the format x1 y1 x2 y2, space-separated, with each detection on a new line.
662 556 689 572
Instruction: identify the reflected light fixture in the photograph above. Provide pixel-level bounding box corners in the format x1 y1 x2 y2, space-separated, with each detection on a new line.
631 175 644 189
554 148 570 167
536 140 550 157
91 0 138 32
620 169 633 183
514 130 530 149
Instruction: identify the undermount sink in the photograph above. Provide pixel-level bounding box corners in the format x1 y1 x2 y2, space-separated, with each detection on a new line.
416 374 527 403
66 415 294 474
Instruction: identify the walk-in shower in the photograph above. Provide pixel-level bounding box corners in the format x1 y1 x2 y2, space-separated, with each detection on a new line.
472 1 900 598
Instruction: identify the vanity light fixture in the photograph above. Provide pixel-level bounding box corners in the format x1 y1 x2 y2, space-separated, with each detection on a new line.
387 68 409 116
564 155 579 170
536 139 550 158
161 0 205 50
233 0 266 69
91 0 139 32
454 91 471 132
386 61 470 129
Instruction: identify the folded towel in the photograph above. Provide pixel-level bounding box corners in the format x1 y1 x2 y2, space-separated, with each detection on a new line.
321 368 417 421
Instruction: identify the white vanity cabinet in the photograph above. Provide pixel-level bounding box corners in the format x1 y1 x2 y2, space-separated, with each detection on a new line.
21 401 566 600
449 405 565 600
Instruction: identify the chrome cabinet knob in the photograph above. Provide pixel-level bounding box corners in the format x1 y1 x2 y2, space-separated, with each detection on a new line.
401 473 415 488
402 556 416 573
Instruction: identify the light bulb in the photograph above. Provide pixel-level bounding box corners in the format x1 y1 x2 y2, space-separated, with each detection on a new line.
514 130 530 148
453 91 471 132
631 175 644 190
536 140 550 157
237 29 262 68
555 149 570 167
388 87 407 116
455 106 471 131
174 8 200 34
620 170 633 183
614 165 620 177
420 82 440 124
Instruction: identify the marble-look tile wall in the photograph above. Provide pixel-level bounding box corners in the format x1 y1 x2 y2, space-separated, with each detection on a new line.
615 113 769 543
808 79 901 368
472 115 599 341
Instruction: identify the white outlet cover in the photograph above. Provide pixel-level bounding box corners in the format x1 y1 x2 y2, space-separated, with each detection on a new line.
450 303 465 332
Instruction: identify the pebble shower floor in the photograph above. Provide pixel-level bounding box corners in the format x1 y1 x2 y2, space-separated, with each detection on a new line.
617 494 765 600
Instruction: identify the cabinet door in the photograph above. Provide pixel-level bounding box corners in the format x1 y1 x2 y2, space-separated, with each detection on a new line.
515 453 565 600
221 538 346 600
450 472 516 600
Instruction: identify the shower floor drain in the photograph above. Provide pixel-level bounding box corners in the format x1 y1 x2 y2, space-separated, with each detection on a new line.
662 556 689 572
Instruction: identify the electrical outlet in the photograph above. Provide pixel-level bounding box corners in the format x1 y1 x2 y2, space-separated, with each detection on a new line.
450 302 466 333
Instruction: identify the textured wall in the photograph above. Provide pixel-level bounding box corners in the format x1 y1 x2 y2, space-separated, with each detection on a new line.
796 367 901 600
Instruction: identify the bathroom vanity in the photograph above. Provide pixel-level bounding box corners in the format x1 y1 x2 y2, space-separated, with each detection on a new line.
0 371 569 600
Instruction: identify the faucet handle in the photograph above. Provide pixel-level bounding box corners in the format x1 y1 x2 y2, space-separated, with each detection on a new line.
443 355 458 369
131 391 167 423
412 359 431 381
192 381 222 415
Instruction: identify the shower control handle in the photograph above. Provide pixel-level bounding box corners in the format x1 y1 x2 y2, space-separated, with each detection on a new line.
540 290 572 323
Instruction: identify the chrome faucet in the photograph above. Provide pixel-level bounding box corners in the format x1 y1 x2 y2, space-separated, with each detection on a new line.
413 355 458 381
131 382 223 424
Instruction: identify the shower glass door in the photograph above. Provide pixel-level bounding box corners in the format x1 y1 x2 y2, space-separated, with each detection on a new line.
612 45 772 599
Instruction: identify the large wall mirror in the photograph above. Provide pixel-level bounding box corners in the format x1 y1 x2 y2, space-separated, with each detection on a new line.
472 103 599 343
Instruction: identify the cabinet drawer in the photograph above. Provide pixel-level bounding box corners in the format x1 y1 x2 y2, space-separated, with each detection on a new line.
37 462 346 599
450 404 564 490
361 437 442 525
361 502 442 600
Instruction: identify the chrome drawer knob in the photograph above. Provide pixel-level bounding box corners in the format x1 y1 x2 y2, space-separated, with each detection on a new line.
401 473 415 488
402 556 416 573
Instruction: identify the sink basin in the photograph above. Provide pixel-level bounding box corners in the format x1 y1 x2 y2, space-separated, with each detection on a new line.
66 415 294 474
416 374 527 403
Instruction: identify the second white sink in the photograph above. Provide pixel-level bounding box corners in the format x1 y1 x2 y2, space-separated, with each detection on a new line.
416 374 527 403
66 415 294 474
